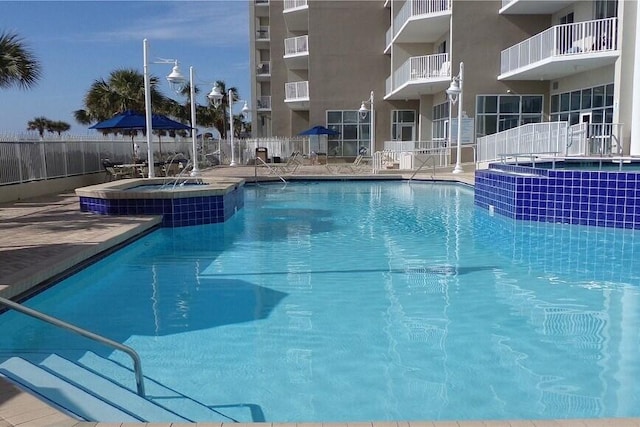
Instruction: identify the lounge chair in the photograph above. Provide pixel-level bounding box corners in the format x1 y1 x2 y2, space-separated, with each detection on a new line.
326 155 371 174
264 152 302 174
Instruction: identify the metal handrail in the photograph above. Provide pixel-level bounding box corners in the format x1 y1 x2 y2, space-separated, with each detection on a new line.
0 296 146 397
254 156 287 184
409 153 436 181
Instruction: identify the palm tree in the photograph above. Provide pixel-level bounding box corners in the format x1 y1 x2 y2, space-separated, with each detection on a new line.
48 120 71 136
74 68 170 127
27 116 50 138
0 31 42 90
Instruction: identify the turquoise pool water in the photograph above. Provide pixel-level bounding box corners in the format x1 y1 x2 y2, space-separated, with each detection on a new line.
1 181 640 422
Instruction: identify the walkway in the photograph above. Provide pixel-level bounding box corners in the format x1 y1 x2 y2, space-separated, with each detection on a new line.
2 165 633 427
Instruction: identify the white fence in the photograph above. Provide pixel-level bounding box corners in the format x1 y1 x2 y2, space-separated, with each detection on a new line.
0 134 308 185
476 122 624 164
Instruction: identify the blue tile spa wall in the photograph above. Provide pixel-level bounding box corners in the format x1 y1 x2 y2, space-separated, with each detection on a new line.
79 186 244 228
475 163 640 230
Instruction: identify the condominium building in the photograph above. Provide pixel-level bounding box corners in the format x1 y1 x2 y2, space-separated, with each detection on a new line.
248 0 637 158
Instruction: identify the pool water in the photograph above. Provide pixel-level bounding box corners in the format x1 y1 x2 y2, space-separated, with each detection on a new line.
1 181 640 422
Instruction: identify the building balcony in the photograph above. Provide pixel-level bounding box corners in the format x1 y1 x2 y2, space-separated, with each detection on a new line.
283 0 308 32
284 35 309 70
257 96 272 111
385 53 450 100
285 81 309 110
256 61 271 81
500 0 573 15
255 0 269 17
499 18 618 81
256 26 270 43
393 0 451 44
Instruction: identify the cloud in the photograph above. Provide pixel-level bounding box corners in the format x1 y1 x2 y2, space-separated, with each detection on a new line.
88 1 249 47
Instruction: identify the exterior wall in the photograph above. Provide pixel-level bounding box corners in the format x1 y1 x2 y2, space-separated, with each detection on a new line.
0 174 105 204
451 0 550 123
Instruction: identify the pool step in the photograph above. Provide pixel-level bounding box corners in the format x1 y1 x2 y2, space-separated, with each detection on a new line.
40 353 190 422
79 351 246 422
0 356 140 422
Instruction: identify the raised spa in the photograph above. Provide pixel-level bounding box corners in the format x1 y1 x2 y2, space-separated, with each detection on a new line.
75 177 245 227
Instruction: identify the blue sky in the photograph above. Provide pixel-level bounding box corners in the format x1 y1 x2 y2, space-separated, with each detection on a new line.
0 0 250 134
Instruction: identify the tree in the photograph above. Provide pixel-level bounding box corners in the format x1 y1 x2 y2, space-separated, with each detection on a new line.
48 120 71 136
0 31 42 90
74 68 171 127
27 116 49 138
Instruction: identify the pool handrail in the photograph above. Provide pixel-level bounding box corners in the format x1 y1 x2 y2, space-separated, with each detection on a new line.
255 156 287 184
0 296 146 397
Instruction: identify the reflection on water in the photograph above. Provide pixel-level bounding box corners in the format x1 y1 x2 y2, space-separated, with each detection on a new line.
1 181 640 421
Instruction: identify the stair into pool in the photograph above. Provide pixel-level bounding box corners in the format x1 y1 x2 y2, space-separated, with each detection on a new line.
0 353 238 422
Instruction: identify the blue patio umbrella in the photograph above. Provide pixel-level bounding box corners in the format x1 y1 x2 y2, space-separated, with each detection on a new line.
90 110 191 159
89 110 191 131
298 125 340 136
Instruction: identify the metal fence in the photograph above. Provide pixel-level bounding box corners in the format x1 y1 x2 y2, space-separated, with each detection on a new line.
476 121 624 164
0 134 308 185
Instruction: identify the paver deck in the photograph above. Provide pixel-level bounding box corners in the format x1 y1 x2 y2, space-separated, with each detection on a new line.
0 165 634 427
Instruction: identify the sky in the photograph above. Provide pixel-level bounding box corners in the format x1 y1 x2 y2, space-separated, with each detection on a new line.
0 0 250 134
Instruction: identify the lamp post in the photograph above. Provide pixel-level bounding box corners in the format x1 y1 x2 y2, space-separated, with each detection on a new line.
143 38 192 177
207 84 247 167
446 62 464 174
143 39 154 177
166 66 200 176
358 91 375 155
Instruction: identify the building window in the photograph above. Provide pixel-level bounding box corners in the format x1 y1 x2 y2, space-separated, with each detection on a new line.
595 0 617 19
391 110 416 141
550 83 614 125
326 110 370 156
432 102 449 143
476 95 544 137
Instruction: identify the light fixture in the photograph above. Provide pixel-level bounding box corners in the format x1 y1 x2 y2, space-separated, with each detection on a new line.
358 91 374 155
143 39 189 178
207 83 247 167
164 60 201 176
446 62 464 174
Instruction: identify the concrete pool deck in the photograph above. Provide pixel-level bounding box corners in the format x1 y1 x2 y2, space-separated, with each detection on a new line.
1 165 637 427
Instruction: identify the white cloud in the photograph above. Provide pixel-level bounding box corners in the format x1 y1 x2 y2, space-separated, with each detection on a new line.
90 1 249 47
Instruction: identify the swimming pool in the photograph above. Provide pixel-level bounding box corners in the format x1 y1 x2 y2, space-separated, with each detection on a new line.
1 181 640 423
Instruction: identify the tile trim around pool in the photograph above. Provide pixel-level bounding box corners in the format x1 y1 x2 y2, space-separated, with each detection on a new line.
76 177 245 227
475 162 640 230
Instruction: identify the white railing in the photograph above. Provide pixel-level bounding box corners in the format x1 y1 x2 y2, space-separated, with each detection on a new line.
256 26 270 40
501 17 618 75
284 35 309 56
383 140 444 151
476 121 624 163
567 122 624 156
283 0 307 12
0 134 200 185
257 96 272 110
373 146 453 173
257 61 271 75
391 53 449 91
285 81 309 101
477 122 569 163
394 0 451 38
